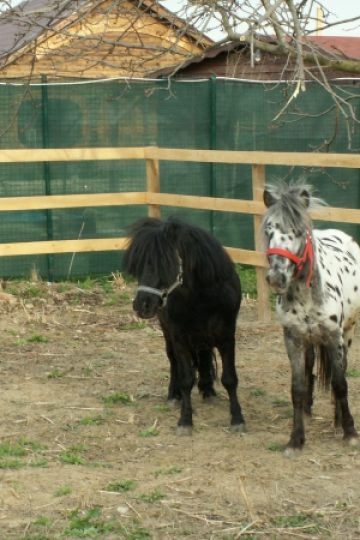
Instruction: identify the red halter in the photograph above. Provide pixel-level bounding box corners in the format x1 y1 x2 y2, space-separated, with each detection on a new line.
266 229 314 288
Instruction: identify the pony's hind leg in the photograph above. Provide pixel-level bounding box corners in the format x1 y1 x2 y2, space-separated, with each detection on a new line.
197 349 217 400
304 345 315 415
329 341 358 445
217 337 246 432
333 344 348 428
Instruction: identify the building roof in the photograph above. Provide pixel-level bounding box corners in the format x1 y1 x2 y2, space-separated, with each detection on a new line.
0 0 213 69
150 36 360 80
307 36 360 61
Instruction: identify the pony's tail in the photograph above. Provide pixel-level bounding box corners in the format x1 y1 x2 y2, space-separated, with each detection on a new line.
317 345 332 390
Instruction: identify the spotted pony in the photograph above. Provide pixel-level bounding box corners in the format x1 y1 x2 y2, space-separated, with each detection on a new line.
262 182 360 455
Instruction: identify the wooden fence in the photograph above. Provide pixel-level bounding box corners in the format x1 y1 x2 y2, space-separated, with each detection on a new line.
0 146 359 321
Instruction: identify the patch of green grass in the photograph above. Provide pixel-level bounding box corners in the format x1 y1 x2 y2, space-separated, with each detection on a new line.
120 321 147 331
58 446 87 465
0 437 44 457
0 438 47 469
250 388 266 397
154 403 171 413
139 425 159 437
104 295 118 306
99 278 114 294
102 391 134 406
64 506 150 538
347 368 360 377
105 479 137 493
56 282 71 293
236 265 257 298
34 516 54 528
79 414 106 426
154 465 182 478
138 488 165 503
0 458 24 469
24 286 42 298
47 368 65 379
0 440 27 457
272 398 291 408
272 512 316 529
77 276 96 290
27 334 48 343
15 338 27 346
54 485 72 497
64 506 110 537
119 291 132 303
267 442 284 452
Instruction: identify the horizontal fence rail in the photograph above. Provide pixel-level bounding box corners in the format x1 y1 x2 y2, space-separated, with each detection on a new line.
0 146 359 320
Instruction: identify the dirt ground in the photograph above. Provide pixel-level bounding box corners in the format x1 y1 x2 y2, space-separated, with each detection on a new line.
0 277 360 540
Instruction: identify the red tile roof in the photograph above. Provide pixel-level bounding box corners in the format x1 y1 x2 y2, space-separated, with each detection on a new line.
305 36 360 60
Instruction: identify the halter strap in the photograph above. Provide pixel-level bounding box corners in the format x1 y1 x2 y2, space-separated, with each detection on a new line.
136 257 183 307
266 229 314 288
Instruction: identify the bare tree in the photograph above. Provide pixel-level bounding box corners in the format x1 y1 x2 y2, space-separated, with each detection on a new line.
1 0 359 144
167 0 360 146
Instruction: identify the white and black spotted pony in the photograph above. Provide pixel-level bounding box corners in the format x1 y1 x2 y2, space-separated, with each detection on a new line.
262 182 359 455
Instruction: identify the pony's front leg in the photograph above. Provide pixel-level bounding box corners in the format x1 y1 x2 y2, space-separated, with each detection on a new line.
164 340 181 402
173 343 196 436
284 329 306 453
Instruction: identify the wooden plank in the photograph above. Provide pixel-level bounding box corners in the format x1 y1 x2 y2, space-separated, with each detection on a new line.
224 247 267 267
150 147 360 168
0 147 146 163
0 192 147 211
0 236 266 267
147 192 265 215
0 146 358 169
252 164 272 322
146 158 161 218
310 206 360 224
0 237 130 256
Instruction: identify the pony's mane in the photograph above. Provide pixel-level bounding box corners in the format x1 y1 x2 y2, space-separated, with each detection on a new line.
263 181 325 233
124 217 234 285
123 218 177 282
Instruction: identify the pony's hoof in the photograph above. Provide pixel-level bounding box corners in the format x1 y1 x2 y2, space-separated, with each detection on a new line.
345 435 359 447
203 395 217 405
167 399 181 408
230 423 246 434
283 446 302 459
176 425 192 437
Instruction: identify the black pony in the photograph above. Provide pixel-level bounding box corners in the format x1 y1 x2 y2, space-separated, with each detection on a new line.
123 216 245 435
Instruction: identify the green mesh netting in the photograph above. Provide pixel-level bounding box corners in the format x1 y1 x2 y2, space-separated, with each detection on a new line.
0 78 359 279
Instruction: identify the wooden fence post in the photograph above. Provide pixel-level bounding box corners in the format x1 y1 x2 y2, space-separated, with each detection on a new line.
146 149 161 218
252 164 271 322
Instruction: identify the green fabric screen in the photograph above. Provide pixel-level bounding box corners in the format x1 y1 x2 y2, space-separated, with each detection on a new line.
0 78 358 279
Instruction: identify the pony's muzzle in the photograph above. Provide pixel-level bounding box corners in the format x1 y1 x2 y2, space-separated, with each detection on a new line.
266 269 287 293
133 292 162 319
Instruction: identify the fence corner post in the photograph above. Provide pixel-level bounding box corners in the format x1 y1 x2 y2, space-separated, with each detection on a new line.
252 164 271 322
145 146 160 219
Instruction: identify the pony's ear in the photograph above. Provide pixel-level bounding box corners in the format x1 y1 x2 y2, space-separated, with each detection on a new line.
263 189 276 208
300 189 310 208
